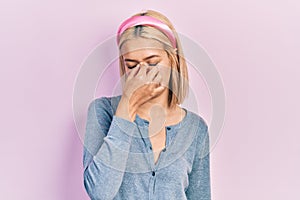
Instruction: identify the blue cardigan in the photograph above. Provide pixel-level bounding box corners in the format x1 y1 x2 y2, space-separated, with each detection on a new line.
83 95 211 200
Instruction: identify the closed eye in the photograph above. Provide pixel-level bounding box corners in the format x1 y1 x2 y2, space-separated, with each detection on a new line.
127 65 137 69
126 62 158 69
148 63 158 66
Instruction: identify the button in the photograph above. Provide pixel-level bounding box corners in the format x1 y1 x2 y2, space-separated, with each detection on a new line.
152 171 155 176
149 146 152 150
162 148 166 152
166 127 171 130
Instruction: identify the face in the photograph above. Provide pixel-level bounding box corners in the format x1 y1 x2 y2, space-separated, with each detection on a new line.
120 37 172 87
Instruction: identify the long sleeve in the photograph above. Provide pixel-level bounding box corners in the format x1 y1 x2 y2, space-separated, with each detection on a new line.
83 97 137 200
185 124 211 200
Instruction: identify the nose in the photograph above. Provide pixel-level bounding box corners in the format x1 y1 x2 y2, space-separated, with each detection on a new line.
138 61 148 67
137 62 150 74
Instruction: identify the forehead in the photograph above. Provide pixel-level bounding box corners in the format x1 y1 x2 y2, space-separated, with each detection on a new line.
120 37 166 58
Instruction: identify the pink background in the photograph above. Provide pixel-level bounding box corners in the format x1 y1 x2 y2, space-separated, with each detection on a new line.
1 0 299 199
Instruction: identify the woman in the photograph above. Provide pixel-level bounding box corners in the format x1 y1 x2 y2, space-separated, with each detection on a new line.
83 10 211 200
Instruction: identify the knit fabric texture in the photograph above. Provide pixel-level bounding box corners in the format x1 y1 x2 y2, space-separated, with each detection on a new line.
83 95 211 200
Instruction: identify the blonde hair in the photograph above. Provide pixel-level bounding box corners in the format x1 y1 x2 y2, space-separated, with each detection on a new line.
118 10 189 108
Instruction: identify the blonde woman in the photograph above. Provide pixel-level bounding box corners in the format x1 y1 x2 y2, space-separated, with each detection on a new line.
83 10 211 200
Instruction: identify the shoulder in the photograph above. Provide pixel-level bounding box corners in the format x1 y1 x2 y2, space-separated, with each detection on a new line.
185 109 208 135
87 95 122 123
88 95 122 113
187 110 210 158
184 109 209 149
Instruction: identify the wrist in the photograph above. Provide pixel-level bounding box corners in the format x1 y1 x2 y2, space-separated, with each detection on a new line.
115 96 138 122
122 94 140 112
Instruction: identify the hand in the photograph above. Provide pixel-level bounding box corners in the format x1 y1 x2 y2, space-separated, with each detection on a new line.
124 63 165 105
115 63 165 122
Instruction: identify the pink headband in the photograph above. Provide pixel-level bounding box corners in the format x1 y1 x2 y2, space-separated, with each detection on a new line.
117 15 177 48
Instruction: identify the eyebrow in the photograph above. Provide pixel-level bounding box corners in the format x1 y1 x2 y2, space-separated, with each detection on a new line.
124 55 160 62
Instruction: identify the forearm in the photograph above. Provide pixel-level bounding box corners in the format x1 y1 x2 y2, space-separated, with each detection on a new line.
83 97 138 200
84 115 137 200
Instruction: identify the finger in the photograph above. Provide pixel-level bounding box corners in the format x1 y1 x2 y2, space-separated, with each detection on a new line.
151 85 165 97
146 66 159 80
127 64 141 79
152 71 162 84
136 63 148 77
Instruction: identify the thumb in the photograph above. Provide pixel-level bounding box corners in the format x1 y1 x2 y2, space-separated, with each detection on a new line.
152 85 165 94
